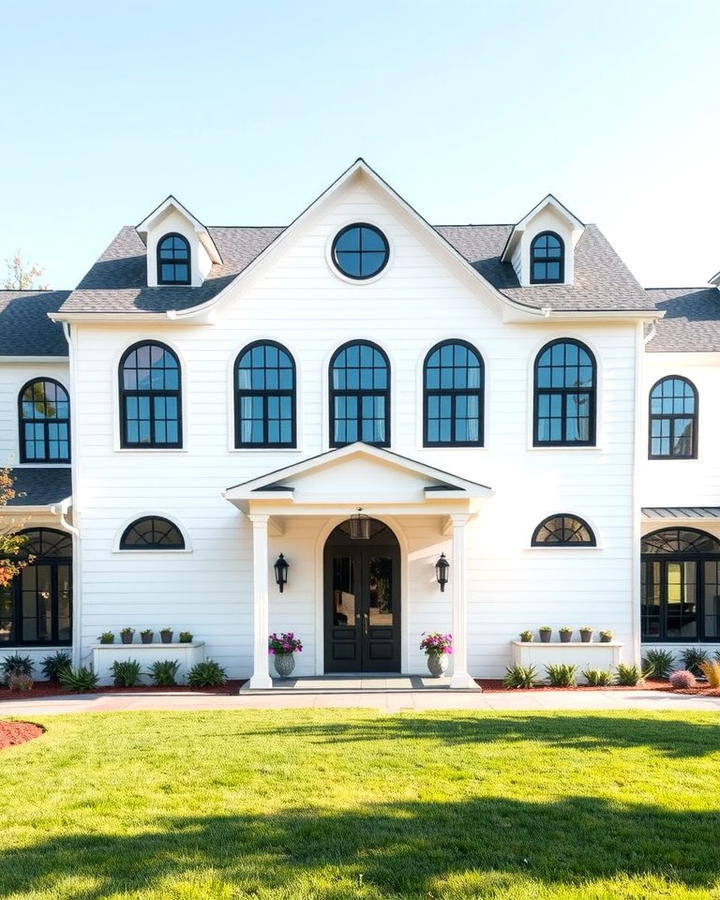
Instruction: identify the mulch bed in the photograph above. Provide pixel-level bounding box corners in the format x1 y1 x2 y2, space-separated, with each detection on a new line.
0 680 246 701
476 678 674 693
0 720 44 749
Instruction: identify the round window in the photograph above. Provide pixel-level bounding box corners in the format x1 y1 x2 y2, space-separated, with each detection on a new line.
331 224 389 280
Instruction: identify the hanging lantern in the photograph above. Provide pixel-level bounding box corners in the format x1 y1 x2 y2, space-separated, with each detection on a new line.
435 553 449 592
349 507 371 540
273 553 289 592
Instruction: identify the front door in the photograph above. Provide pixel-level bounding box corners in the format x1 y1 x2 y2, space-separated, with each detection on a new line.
324 522 400 673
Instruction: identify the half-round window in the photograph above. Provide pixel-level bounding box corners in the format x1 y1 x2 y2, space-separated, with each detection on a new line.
530 231 564 284
331 224 389 280
157 233 191 285
120 517 185 550
532 514 596 546
18 378 70 463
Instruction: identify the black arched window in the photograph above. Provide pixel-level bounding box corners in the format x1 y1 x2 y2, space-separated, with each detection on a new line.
0 528 72 646
424 341 484 446
330 341 390 447
157 233 191 285
120 517 185 550
532 514 596 546
534 339 596 446
234 342 296 448
649 376 698 459
18 378 70 463
530 232 564 284
119 342 182 448
642 527 720 641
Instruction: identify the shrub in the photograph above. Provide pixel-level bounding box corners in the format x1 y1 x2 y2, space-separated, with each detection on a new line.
669 669 697 689
616 663 643 686
545 663 577 687
8 672 33 692
503 664 538 689
519 630 533 642
642 649 675 679
680 647 709 675
40 650 72 683
558 626 572 634
59 666 99 692
99 632 115 644
699 660 720 688
110 659 142 687
179 631 193 643
714 650 720 664
599 630 613 641
582 668 613 686
148 659 180 686
0 653 34 684
187 660 227 687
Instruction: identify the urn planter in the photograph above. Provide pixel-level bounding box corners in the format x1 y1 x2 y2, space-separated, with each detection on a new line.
426 652 449 678
273 652 296 678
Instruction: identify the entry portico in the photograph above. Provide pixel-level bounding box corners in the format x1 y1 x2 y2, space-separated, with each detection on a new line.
223 442 491 689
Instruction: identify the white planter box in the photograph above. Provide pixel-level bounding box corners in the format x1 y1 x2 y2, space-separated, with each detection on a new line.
511 640 623 681
92 642 206 686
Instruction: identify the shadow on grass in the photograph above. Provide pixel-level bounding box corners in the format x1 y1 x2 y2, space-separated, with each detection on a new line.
1 795 719 898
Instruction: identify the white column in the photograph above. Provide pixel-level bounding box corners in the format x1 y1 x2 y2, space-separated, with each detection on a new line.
449 513 474 689
249 514 273 689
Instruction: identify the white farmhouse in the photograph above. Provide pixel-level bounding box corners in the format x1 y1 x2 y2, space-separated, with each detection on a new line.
1 160 717 687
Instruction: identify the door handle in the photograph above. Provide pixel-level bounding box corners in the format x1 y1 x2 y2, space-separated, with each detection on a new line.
363 613 369 636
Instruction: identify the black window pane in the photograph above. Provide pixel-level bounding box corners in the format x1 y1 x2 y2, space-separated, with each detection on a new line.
157 234 191 284
534 341 595 446
532 515 595 546
120 343 182 448
234 343 296 447
332 224 389 279
19 380 71 463
423 341 484 446
649 377 697 458
330 341 389 447
530 232 564 284
120 517 185 550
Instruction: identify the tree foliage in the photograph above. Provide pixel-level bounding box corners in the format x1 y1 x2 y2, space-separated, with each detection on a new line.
3 251 48 290
0 469 29 587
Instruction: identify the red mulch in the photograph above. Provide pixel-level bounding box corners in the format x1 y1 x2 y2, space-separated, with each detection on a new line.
0 680 246 701
0 720 44 749
673 686 720 696
476 678 673 693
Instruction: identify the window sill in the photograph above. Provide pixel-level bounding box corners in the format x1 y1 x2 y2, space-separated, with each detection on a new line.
114 448 188 453
228 448 302 454
525 545 603 552
527 446 602 452
112 549 193 555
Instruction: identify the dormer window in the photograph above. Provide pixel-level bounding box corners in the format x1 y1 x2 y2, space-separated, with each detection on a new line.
157 233 191 285
530 232 564 284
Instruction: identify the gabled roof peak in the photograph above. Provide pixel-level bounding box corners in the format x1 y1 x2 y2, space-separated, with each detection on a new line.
501 194 585 262
136 195 222 264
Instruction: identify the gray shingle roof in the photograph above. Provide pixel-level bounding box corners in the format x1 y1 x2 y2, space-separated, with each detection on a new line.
0 291 69 356
644 287 720 352
7 467 71 506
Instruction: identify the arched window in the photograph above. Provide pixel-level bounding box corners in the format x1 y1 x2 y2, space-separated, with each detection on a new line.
534 339 596 446
423 341 484 446
330 341 390 447
642 527 720 641
649 376 698 459
0 528 72 646
120 517 185 550
157 233 191 285
530 232 564 284
18 378 70 463
234 342 296 448
119 341 182 448
532 514 596 546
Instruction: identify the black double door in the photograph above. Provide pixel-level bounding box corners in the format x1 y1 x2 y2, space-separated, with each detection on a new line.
324 530 400 673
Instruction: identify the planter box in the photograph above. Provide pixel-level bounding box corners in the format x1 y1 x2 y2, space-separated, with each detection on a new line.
91 642 206 686
511 640 623 681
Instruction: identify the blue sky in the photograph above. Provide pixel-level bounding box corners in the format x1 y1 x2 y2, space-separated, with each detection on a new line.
2 0 719 289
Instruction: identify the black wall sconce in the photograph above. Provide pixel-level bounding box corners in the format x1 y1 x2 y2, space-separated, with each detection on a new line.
435 553 449 592
274 553 289 592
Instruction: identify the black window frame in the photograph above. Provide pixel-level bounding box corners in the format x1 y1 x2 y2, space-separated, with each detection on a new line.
423 340 485 447
531 514 597 547
233 341 297 449
329 340 390 448
331 223 390 281
641 527 720 642
18 377 71 464
530 231 565 284
119 516 186 550
648 375 698 460
156 232 191 285
533 338 597 447
119 340 183 449
0 527 72 647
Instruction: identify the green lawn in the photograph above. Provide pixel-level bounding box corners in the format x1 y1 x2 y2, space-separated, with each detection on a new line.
1 710 719 899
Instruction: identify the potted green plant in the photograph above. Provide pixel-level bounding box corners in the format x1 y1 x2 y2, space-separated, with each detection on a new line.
140 628 154 644
99 631 115 644
160 627 173 643
579 626 593 643
419 632 453 677
179 631 193 643
599 629 613 643
268 632 303 678
539 625 552 643
120 627 135 645
559 626 573 643
519 630 533 643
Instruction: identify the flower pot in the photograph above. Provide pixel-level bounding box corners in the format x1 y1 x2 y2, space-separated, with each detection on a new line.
426 652 449 678
121 633 134 645
559 632 572 643
580 631 593 643
539 631 552 643
160 631 173 644
600 634 612 643
141 632 154 644
273 652 295 678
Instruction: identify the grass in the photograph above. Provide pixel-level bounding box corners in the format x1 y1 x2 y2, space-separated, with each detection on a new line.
1 710 720 899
